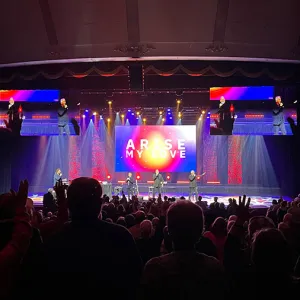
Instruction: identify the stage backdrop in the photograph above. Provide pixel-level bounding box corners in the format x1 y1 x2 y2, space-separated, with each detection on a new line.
115 125 197 172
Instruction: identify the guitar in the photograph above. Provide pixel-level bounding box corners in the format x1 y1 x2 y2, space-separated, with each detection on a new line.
198 172 206 177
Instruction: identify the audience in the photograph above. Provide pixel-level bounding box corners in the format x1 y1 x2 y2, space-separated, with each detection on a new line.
141 201 226 299
0 178 300 300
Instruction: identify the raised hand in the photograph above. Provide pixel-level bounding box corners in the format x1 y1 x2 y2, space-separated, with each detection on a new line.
10 180 29 214
236 195 251 222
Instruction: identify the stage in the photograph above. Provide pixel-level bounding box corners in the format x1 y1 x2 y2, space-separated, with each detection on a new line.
30 183 290 209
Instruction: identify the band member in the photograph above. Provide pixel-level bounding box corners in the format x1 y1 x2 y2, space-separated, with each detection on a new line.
272 96 287 135
126 172 134 200
53 168 62 187
217 96 234 135
152 169 164 198
58 98 70 135
189 170 198 201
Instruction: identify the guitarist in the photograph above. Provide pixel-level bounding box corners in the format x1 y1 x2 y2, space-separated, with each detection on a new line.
188 170 199 201
152 169 164 198
126 172 134 200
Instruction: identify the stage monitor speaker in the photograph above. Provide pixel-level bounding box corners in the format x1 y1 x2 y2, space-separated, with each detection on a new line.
129 65 143 91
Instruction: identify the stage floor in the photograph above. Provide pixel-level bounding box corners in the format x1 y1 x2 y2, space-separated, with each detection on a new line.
30 193 290 209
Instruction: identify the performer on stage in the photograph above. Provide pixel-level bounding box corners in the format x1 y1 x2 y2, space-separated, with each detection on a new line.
188 170 198 201
6 97 22 134
53 168 62 187
58 98 70 135
217 96 234 135
272 96 286 135
152 169 164 198
126 172 134 200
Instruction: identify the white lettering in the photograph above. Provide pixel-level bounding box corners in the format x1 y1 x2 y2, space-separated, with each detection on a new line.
178 139 185 150
170 150 176 158
126 150 133 158
137 150 143 158
164 139 172 150
126 139 135 150
140 139 148 150
180 150 186 158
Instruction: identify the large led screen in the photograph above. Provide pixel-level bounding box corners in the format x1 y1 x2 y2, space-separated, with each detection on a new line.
115 125 197 172
210 86 274 101
0 90 60 102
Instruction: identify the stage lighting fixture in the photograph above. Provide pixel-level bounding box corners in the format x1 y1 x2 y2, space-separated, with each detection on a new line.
136 174 141 180
121 114 124 118
202 110 205 114
176 99 181 104
82 114 86 118
162 118 165 121
159 111 163 115
100 115 103 119
167 108 171 111
143 118 146 122
178 112 182 118
166 175 171 180
93 112 97 116
107 118 111 122
85 109 89 112
128 109 131 112
131 113 134 116
107 175 111 180
108 100 112 105
197 176 200 180
136 112 140 115
168 112 171 115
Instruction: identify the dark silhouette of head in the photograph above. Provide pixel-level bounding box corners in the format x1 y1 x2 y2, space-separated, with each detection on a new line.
67 177 102 221
251 228 292 273
167 200 204 251
211 217 227 237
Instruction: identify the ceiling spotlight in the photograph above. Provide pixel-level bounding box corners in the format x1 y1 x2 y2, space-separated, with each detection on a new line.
143 118 146 122
202 110 205 114
82 114 86 118
85 109 89 112
177 99 181 104
108 101 112 105
93 112 97 116
178 112 182 118
100 115 103 119
162 118 165 121
121 114 124 118
159 111 163 115
107 118 111 122
136 112 140 115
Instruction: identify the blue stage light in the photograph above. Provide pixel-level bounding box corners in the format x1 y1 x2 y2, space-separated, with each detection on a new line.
85 109 89 112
